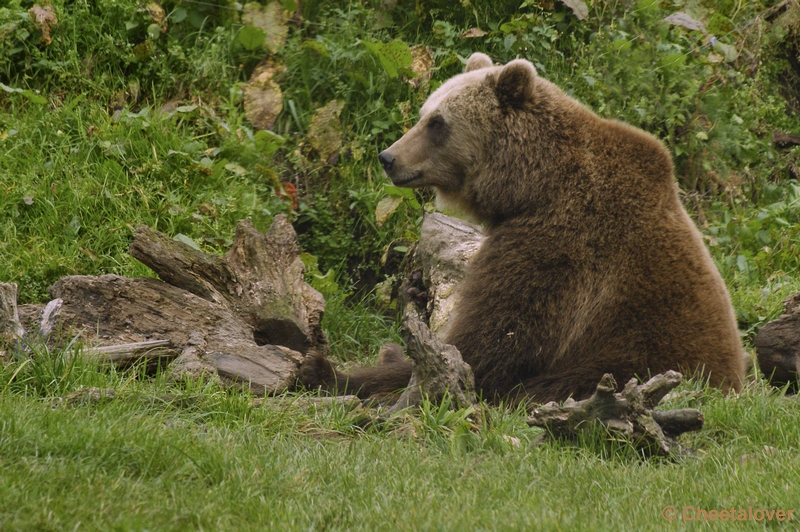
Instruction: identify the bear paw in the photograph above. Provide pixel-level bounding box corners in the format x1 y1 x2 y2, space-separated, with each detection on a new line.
298 351 338 392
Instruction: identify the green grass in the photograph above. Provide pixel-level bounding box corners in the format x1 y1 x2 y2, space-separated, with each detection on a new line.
3 0 800 528
0 362 799 530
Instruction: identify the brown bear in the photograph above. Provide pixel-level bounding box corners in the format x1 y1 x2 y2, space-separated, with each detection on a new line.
300 52 745 404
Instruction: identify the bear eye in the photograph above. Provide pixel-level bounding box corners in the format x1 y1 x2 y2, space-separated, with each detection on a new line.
427 115 445 130
426 115 449 145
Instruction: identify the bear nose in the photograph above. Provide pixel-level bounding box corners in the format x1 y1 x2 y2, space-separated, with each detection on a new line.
378 150 395 171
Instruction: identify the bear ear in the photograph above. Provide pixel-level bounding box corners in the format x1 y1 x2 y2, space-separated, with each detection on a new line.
465 52 493 72
495 59 537 109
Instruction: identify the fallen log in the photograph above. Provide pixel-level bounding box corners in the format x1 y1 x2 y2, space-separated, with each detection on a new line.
527 371 703 456
129 216 327 355
1 216 329 395
47 274 303 394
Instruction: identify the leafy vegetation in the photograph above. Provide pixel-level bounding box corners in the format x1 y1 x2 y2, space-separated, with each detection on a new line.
2 0 800 528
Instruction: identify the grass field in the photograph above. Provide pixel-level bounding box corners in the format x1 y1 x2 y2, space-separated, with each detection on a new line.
3 0 800 529
1 357 799 530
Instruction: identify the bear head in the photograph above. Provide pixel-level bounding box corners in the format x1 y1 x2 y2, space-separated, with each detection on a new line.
378 53 545 223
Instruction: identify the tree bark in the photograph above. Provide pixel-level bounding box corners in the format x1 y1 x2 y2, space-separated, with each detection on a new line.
387 266 477 414
527 371 703 456
129 215 327 355
415 213 483 339
84 340 178 367
0 283 25 357
48 274 303 394
755 292 800 390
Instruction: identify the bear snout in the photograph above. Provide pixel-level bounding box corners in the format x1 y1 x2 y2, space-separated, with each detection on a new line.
378 150 395 172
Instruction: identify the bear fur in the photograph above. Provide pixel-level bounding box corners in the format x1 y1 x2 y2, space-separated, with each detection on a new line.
300 53 745 404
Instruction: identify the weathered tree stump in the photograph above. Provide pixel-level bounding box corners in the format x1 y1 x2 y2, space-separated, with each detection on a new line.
130 216 327 355
755 293 800 390
527 371 704 456
386 223 478 413
414 213 483 339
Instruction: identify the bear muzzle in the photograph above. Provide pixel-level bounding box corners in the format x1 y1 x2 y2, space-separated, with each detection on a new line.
379 150 421 186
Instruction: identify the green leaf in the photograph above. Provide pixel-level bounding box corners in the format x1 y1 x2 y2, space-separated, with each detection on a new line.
383 185 420 209
65 216 81 237
147 23 162 39
384 185 415 199
187 8 205 28
311 269 339 297
224 163 247 176
174 233 201 250
713 41 738 63
0 83 47 104
170 8 187 23
300 252 319 273
301 39 329 57
300 252 339 296
238 25 266 51
660 53 687 68
20 90 47 105
503 34 517 51
375 196 403 227
736 255 748 272
255 129 286 157
363 40 413 79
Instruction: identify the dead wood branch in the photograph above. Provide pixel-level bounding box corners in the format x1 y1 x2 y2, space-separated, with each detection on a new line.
527 371 703 456
82 339 178 367
0 282 25 344
388 288 476 414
